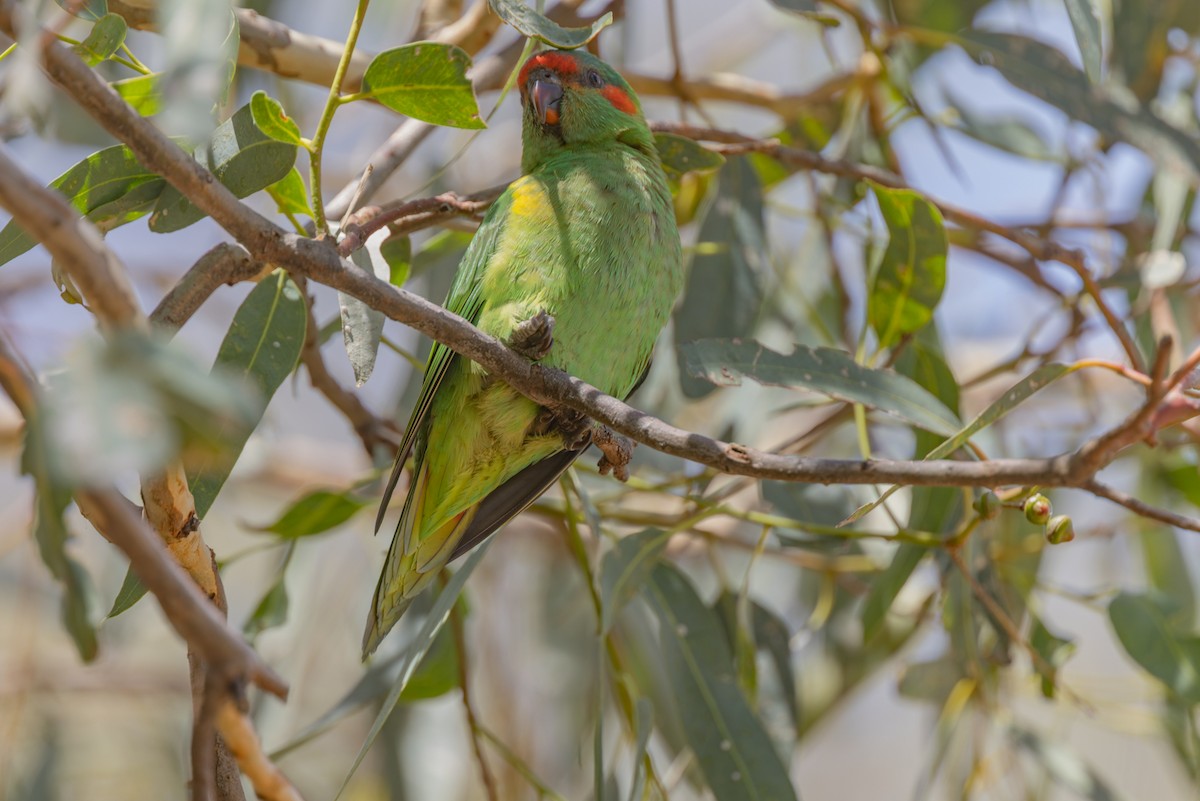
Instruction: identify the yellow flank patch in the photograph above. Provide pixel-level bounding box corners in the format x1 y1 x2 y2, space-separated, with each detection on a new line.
510 176 547 219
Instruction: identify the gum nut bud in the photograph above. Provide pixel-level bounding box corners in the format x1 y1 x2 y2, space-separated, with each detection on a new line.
974 491 1001 520
1046 515 1075 544
1024 494 1052 525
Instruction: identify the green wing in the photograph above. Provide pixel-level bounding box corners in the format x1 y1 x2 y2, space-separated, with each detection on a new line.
374 190 515 533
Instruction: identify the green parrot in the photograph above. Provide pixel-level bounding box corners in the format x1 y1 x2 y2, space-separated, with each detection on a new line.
363 48 682 656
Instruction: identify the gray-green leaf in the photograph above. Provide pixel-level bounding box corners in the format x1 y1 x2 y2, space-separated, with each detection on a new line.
599 528 670 634
190 269 307 518
682 339 960 436
654 133 726 176
150 101 297 233
643 563 799 801
338 248 388 386
487 0 612 49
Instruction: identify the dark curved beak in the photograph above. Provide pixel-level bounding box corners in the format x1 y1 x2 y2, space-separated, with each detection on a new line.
531 79 563 126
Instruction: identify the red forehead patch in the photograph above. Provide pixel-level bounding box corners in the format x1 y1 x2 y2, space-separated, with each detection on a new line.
518 52 580 89
602 85 637 115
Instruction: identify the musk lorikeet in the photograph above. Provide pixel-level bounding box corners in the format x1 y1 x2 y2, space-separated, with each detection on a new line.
363 48 683 656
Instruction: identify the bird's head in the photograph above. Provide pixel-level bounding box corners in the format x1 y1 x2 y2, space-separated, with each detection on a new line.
517 49 653 171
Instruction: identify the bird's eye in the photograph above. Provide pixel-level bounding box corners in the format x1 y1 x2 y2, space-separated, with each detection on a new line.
586 70 605 88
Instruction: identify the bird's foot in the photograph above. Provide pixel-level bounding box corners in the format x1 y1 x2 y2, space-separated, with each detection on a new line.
593 424 634 482
532 406 591 450
508 309 555 361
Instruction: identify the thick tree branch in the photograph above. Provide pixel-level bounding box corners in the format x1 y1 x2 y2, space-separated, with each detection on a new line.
151 243 262 331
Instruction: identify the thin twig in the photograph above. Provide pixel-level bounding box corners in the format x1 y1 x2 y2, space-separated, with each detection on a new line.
450 602 500 801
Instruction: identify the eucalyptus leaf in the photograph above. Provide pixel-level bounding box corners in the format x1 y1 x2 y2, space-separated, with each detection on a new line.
1064 0 1103 83
335 541 493 799
74 13 127 66
673 158 766 398
861 543 927 642
599 529 670 633
21 415 99 661
960 31 1200 182
190 269 307 518
338 248 388 386
867 183 947 350
1011 726 1123 801
156 0 239 142
112 73 162 117
250 90 304 146
1109 591 1200 703
0 144 164 268
266 167 313 219
643 563 799 801
243 570 289 639
654 133 725 176
682 338 960 436
253 489 369 539
359 43 485 129
150 101 297 232
381 230 412 286
487 0 612 49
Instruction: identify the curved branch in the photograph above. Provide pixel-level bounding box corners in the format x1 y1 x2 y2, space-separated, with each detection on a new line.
13 12 1199 531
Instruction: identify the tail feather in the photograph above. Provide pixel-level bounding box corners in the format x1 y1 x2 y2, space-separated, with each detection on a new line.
362 467 479 658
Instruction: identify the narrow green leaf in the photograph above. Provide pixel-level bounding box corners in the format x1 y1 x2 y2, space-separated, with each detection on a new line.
654 133 725 176
335 541 493 799
402 623 460 701
867 184 947 349
898 657 962 702
1030 614 1075 698
253 489 369 539
1109 591 1200 703
359 43 485 129
381 230 412 286
750 602 798 731
266 167 313 219
243 571 289 639
190 270 307 518
22 415 98 661
338 249 388 386
643 563 799 801
150 101 297 233
156 0 239 142
626 697 654 801
861 543 927 642
112 73 162 117
682 339 960 436
960 31 1200 182
55 0 107 19
845 363 1069 524
599 528 670 634
945 91 1063 162
673 158 766 399
487 0 613 48
1011 727 1123 801
0 144 164 268
1063 0 1103 83
107 567 146 618
250 90 304 146
74 13 127 65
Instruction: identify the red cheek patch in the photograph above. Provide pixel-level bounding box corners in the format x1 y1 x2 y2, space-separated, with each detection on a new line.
518 51 581 88
601 85 637 115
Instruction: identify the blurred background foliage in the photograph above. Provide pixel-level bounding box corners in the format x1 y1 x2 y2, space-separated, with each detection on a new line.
3 0 1200 799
